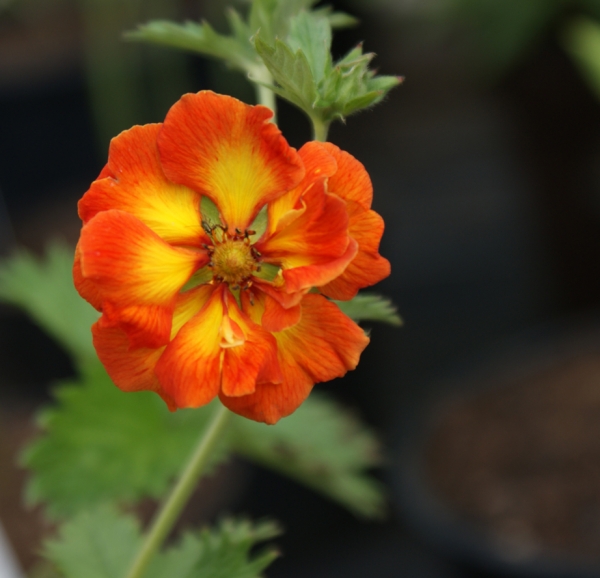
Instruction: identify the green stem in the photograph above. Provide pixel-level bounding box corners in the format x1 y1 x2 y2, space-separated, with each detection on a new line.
124 404 231 578
251 66 277 118
311 116 329 142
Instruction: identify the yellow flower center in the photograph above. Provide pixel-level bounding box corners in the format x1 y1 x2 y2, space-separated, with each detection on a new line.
211 238 256 286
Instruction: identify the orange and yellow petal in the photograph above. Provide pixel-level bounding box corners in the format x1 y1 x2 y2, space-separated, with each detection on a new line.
241 289 302 333
154 285 224 408
257 182 353 292
78 124 207 247
154 286 282 408
73 244 103 311
320 201 390 300
321 142 373 209
266 141 337 237
221 294 369 424
92 321 163 393
221 291 282 397
77 209 207 348
157 91 304 231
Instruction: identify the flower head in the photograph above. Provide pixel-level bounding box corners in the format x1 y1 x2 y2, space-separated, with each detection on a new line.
74 91 389 423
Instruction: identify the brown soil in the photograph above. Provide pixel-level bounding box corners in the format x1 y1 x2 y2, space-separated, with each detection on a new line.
425 351 600 562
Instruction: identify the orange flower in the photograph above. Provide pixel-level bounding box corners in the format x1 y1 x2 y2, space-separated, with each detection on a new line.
74 91 389 423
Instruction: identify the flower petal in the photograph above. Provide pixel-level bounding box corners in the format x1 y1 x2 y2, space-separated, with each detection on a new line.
266 141 337 237
78 210 207 348
221 291 282 397
158 91 304 231
320 142 373 209
241 289 301 333
320 201 390 300
73 243 103 311
154 285 281 407
257 182 354 292
220 294 369 424
154 285 224 408
91 286 213 410
92 321 163 393
78 124 207 246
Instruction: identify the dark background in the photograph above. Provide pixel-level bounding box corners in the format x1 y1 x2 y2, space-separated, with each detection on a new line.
2 0 600 576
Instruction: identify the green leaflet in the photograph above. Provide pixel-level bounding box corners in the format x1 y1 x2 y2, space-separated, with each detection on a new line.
24 367 385 520
45 505 280 578
0 242 99 366
127 0 399 131
334 293 403 327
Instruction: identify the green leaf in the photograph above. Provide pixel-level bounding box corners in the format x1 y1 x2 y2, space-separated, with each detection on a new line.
45 505 280 578
149 518 281 578
324 11 359 30
126 19 258 73
333 293 403 327
287 11 332 84
45 505 141 578
0 242 99 366
23 362 229 519
232 394 386 519
25 358 384 519
250 0 320 42
253 35 318 113
255 32 400 129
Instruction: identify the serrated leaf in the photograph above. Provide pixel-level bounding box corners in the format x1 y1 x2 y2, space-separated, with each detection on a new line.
251 0 320 42
226 8 252 46
325 11 359 30
25 358 384 519
23 362 229 519
126 20 257 73
333 293 402 327
287 11 332 84
232 394 386 518
45 505 141 578
149 519 281 578
45 506 280 578
0 242 99 366
342 90 385 116
254 34 318 112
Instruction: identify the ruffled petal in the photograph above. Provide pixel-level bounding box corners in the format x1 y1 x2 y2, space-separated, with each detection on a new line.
158 91 304 231
78 124 207 246
321 142 373 209
266 141 337 237
154 285 224 408
73 243 103 311
221 290 282 397
154 285 281 408
92 321 163 393
320 201 390 300
220 294 369 424
77 210 207 348
92 286 212 410
257 182 354 292
241 289 301 333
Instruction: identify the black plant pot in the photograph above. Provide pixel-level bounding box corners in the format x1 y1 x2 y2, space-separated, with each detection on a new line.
392 316 600 578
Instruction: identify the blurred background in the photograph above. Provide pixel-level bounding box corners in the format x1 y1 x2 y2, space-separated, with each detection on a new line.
3 0 600 576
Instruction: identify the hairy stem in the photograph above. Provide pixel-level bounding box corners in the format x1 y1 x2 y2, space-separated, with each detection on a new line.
124 404 231 578
311 117 329 142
